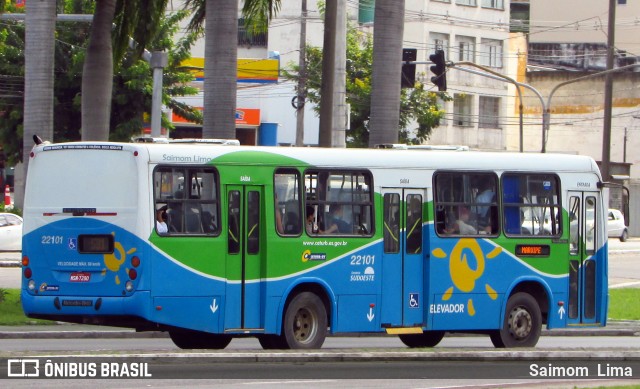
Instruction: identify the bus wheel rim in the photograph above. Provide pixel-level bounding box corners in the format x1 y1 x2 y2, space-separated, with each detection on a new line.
509 306 532 339
293 307 317 343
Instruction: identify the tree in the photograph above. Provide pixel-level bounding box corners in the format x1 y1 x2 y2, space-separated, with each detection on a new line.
183 0 281 139
0 1 202 164
82 0 169 141
19 0 56 208
368 0 405 147
283 26 447 148
81 0 117 140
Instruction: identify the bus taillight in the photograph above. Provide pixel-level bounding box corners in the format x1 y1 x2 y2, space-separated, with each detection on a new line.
128 268 138 280
23 267 32 279
22 256 29 266
131 256 140 268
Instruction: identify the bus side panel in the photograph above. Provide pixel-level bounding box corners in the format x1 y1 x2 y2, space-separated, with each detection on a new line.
426 232 567 331
146 240 228 333
262 239 384 335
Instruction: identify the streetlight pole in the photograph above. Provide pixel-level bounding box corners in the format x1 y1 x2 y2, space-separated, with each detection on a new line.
601 0 617 181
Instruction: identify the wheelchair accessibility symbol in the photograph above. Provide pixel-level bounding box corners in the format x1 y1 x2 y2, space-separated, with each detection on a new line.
409 293 419 308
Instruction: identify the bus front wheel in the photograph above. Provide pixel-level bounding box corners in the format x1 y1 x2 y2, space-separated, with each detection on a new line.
282 292 327 349
169 329 232 350
399 330 445 348
490 292 541 348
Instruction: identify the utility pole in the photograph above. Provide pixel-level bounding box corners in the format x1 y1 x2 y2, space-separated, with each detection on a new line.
623 127 628 163
601 0 616 181
294 0 307 147
332 0 347 147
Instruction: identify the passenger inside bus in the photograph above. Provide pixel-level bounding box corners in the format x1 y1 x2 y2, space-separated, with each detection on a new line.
472 180 495 229
444 206 476 235
274 195 284 234
321 204 350 234
156 204 168 234
306 206 317 234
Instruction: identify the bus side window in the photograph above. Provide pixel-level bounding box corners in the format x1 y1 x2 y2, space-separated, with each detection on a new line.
434 171 498 236
153 166 220 236
304 170 373 236
275 169 302 236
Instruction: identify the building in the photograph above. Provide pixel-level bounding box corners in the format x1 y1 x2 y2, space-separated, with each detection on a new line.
507 0 640 234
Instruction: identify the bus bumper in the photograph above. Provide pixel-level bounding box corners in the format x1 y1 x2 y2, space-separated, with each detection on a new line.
21 290 152 318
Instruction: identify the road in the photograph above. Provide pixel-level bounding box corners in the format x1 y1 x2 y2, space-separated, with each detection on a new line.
2 334 640 353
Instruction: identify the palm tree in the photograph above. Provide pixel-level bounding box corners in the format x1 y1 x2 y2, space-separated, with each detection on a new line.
368 0 405 147
184 0 280 139
82 0 169 141
19 0 56 208
81 0 117 141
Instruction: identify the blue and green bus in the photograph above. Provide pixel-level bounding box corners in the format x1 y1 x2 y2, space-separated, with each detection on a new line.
22 141 613 349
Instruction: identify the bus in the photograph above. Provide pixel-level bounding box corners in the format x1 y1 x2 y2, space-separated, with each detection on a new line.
22 141 613 349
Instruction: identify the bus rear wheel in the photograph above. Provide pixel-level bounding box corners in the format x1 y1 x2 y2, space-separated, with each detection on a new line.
282 292 327 349
257 334 288 350
490 292 541 348
399 330 445 348
169 329 232 349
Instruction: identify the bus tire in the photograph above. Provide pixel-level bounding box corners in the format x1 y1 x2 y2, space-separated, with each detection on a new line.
490 292 541 348
169 329 232 350
399 330 445 348
258 334 288 350
282 292 327 349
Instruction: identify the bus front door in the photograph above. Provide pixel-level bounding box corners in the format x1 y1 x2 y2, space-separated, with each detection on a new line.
380 188 427 328
567 191 601 325
225 185 265 331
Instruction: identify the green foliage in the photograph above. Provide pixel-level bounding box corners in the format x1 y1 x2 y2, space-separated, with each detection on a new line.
0 1 202 162
283 25 450 147
0 204 21 216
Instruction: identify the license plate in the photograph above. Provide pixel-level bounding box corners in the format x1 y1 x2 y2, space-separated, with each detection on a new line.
69 272 91 282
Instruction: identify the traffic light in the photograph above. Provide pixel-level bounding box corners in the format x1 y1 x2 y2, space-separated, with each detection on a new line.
429 49 447 91
401 48 417 88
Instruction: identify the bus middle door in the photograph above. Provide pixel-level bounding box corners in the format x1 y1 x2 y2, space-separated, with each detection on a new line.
380 188 426 329
567 191 602 325
225 185 265 331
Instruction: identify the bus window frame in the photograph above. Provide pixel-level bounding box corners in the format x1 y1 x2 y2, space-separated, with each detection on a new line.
303 168 375 237
433 170 500 238
274 168 303 238
153 165 222 237
502 172 562 238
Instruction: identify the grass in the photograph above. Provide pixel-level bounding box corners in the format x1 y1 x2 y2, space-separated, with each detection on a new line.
0 288 53 325
0 287 638 326
608 288 640 321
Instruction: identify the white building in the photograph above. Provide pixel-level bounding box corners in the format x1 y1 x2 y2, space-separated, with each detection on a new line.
167 0 512 149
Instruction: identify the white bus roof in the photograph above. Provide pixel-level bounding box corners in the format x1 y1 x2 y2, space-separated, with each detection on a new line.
32 142 601 176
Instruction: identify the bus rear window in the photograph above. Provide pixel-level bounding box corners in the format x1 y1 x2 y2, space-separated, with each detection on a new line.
25 149 138 209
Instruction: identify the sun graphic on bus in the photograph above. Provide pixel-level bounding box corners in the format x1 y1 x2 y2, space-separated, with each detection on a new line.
102 232 137 285
432 238 501 316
